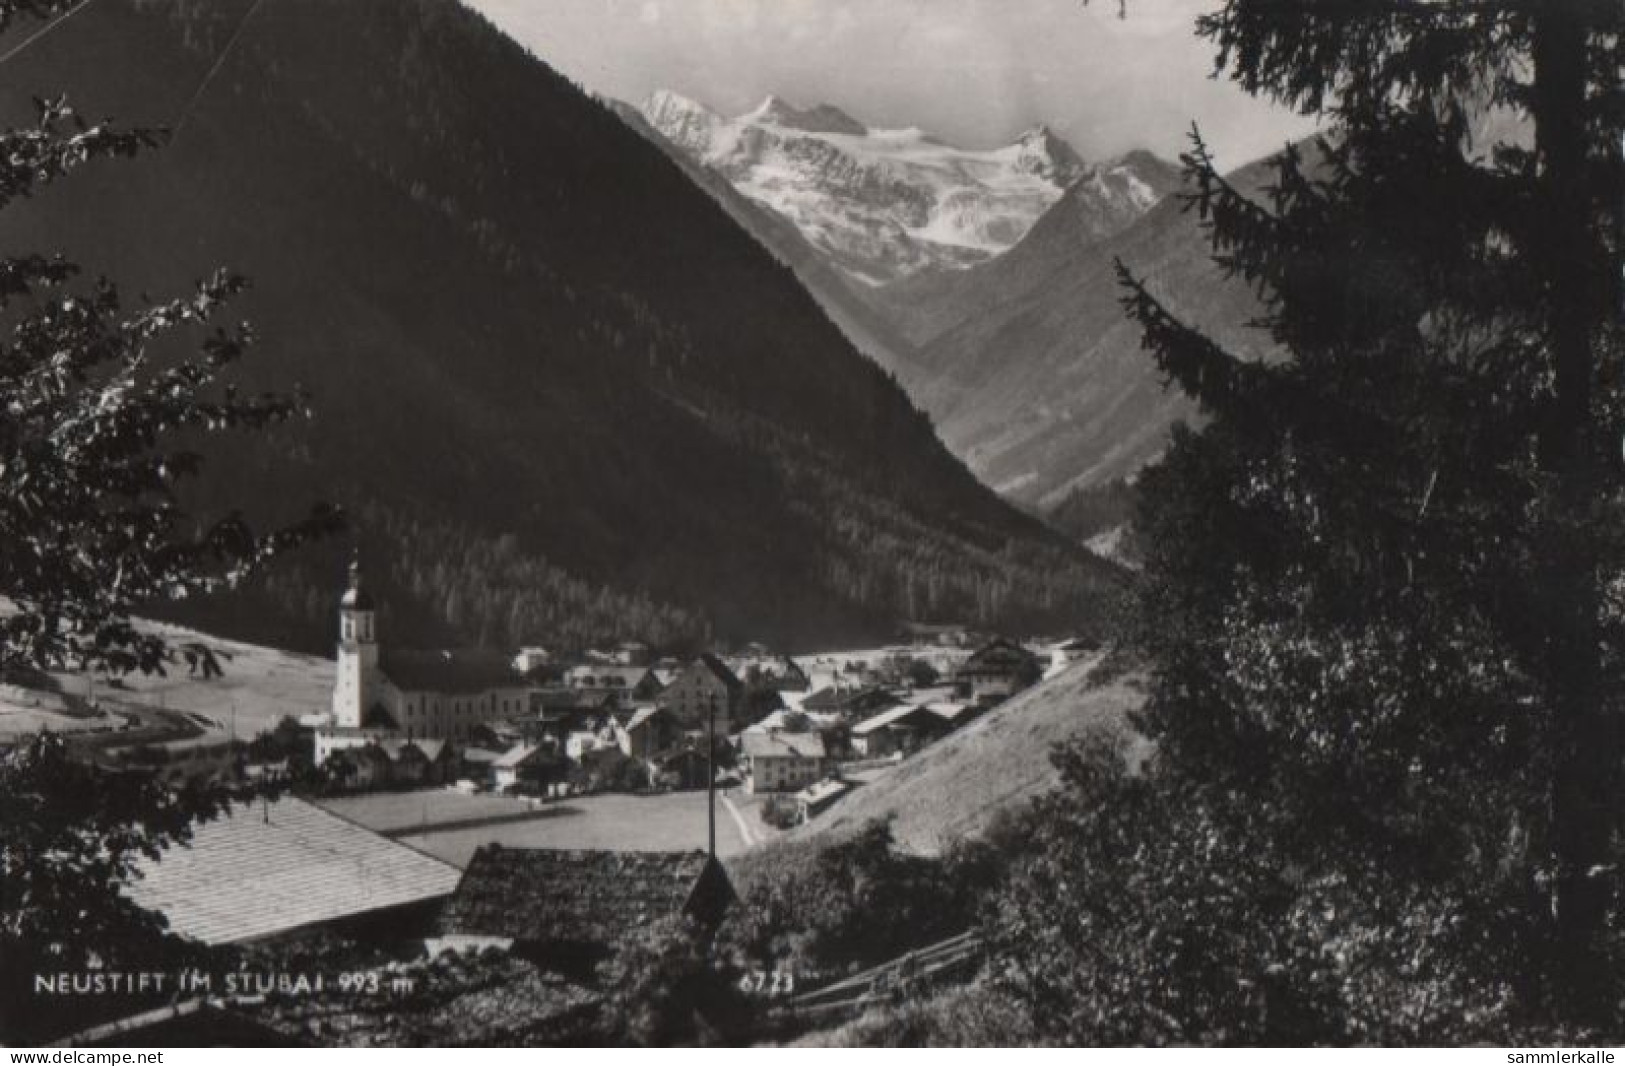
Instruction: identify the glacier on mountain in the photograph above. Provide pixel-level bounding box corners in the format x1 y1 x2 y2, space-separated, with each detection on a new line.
639 90 1098 285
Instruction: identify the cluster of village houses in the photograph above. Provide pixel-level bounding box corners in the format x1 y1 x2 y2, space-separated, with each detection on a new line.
310 561 1096 820
45 565 1098 1044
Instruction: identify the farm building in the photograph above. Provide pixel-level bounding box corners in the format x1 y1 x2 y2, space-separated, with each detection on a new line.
124 797 461 946
434 846 735 970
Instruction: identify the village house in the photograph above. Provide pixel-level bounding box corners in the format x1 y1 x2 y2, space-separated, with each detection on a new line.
377 738 433 786
849 703 953 759
325 742 394 790
741 728 828 794
611 641 652 666
564 715 619 761
955 637 1044 703
1050 636 1100 673
614 705 680 761
656 653 744 735
434 846 735 971
649 745 710 790
511 646 553 676
459 745 504 787
563 664 665 705
725 653 811 693
492 743 565 794
801 684 900 721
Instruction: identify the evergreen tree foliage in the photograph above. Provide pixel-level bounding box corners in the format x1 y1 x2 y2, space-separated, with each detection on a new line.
990 0 1623 1042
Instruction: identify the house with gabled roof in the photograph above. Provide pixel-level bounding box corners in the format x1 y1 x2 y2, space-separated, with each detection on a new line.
564 664 664 705
740 728 828 794
491 743 566 794
955 637 1043 703
656 653 744 734
614 705 680 761
849 703 953 758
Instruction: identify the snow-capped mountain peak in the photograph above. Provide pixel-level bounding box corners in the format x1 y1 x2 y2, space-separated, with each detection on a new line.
746 95 870 136
640 89 725 157
1010 124 1086 183
637 89 1121 285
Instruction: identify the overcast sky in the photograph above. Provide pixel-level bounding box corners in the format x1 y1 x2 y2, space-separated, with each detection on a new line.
466 0 1316 165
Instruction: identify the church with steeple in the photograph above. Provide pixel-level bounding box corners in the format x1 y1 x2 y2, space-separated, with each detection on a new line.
313 555 531 767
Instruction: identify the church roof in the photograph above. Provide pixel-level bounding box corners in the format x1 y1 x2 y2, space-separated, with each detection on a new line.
381 649 521 695
340 555 375 610
339 586 375 610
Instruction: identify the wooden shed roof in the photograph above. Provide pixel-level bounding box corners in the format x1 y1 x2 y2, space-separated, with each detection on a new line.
438 846 733 947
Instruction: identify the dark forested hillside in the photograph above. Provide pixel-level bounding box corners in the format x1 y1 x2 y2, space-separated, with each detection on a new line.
1 0 1118 654
606 101 928 384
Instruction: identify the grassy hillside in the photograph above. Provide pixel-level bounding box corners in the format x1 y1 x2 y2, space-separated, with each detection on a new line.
798 657 1149 853
1 0 1119 655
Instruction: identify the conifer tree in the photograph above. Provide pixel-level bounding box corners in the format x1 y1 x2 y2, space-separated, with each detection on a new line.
1115 0 1622 1027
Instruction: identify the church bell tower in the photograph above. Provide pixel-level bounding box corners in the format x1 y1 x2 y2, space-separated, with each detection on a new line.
331 553 378 728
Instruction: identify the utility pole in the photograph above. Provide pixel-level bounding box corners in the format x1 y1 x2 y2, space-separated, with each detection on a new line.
706 693 717 860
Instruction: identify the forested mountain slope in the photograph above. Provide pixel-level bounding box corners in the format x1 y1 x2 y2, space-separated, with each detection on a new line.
2 0 1120 653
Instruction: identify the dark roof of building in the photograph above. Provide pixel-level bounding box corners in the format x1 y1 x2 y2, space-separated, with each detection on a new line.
566 665 659 689
439 847 734 946
957 637 1042 675
531 688 615 712
412 738 448 763
377 739 429 763
691 653 743 692
381 650 522 695
126 798 461 945
801 685 898 713
331 744 394 768
849 703 948 736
